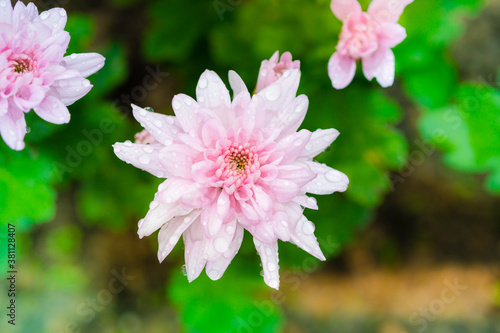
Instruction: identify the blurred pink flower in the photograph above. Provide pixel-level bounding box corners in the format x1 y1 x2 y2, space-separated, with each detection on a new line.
0 0 105 150
134 129 155 144
328 0 412 89
255 51 300 93
113 68 348 289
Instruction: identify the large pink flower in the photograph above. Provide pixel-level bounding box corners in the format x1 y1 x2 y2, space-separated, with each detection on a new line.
113 67 348 289
0 0 105 150
328 0 412 89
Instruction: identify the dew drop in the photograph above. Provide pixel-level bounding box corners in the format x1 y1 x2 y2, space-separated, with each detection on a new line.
259 270 264 276
149 201 159 210
260 69 267 77
0 1 6 7
25 126 31 133
323 135 333 142
214 238 229 253
124 140 132 147
265 247 273 256
172 100 181 110
269 279 279 289
267 262 276 271
265 85 281 101
143 145 154 153
302 220 315 235
82 79 90 87
59 9 66 16
70 53 77 59
294 139 303 147
139 156 150 164
325 170 342 182
198 77 208 89
144 107 154 112
40 11 49 20
283 70 291 78
153 119 163 128
180 265 187 276
169 236 177 245
226 224 235 234
295 104 303 113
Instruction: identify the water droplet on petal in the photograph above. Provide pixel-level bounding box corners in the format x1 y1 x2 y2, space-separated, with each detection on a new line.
265 85 281 101
124 140 133 147
325 170 342 182
149 201 159 210
139 155 150 164
302 220 315 235
172 100 181 110
59 9 66 16
214 238 229 253
180 265 187 276
82 79 90 87
267 262 276 271
269 279 279 289
198 77 208 89
25 127 31 133
143 145 154 153
295 104 303 113
260 69 267 77
70 53 77 59
169 236 177 245
283 70 291 78
153 119 163 128
40 11 49 19
226 224 235 234
259 270 264 276
265 247 273 256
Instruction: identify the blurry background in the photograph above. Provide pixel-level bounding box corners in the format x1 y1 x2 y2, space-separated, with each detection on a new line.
1 0 499 332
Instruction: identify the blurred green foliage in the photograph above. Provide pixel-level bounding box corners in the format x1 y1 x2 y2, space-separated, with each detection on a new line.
2 0 499 332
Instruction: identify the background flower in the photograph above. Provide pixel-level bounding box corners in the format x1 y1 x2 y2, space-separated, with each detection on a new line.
328 0 412 89
114 68 348 289
255 50 300 93
0 0 104 150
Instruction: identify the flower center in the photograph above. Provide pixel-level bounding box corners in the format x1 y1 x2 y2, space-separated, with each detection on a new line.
215 143 260 191
10 56 35 74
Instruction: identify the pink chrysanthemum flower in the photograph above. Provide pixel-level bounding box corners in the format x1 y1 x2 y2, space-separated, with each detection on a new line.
328 0 412 89
255 51 300 93
0 0 105 150
113 68 348 289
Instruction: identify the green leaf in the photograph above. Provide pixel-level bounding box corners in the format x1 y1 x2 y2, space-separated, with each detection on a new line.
169 259 284 333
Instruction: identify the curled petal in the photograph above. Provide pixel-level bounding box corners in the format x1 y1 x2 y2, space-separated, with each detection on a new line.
330 0 362 21
376 23 407 48
254 239 280 289
303 161 349 195
299 128 340 160
368 0 413 24
132 104 179 146
362 47 395 87
158 211 201 262
328 52 356 89
62 53 105 78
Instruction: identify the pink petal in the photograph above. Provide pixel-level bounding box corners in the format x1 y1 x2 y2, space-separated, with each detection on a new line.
267 178 300 203
277 163 316 190
138 188 193 238
376 23 406 48
256 69 300 114
269 94 308 138
285 203 325 261
254 239 280 289
299 128 340 160
362 47 395 87
228 70 248 97
158 144 198 179
52 77 92 105
62 53 105 78
113 141 167 178
302 161 349 195
132 104 179 146
368 0 413 23
206 224 244 280
330 0 362 21
328 52 356 89
35 8 68 32
0 0 13 25
14 85 46 111
172 93 209 136
158 211 200 262
33 95 70 124
183 223 208 282
0 106 26 151
275 129 312 164
196 70 231 109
